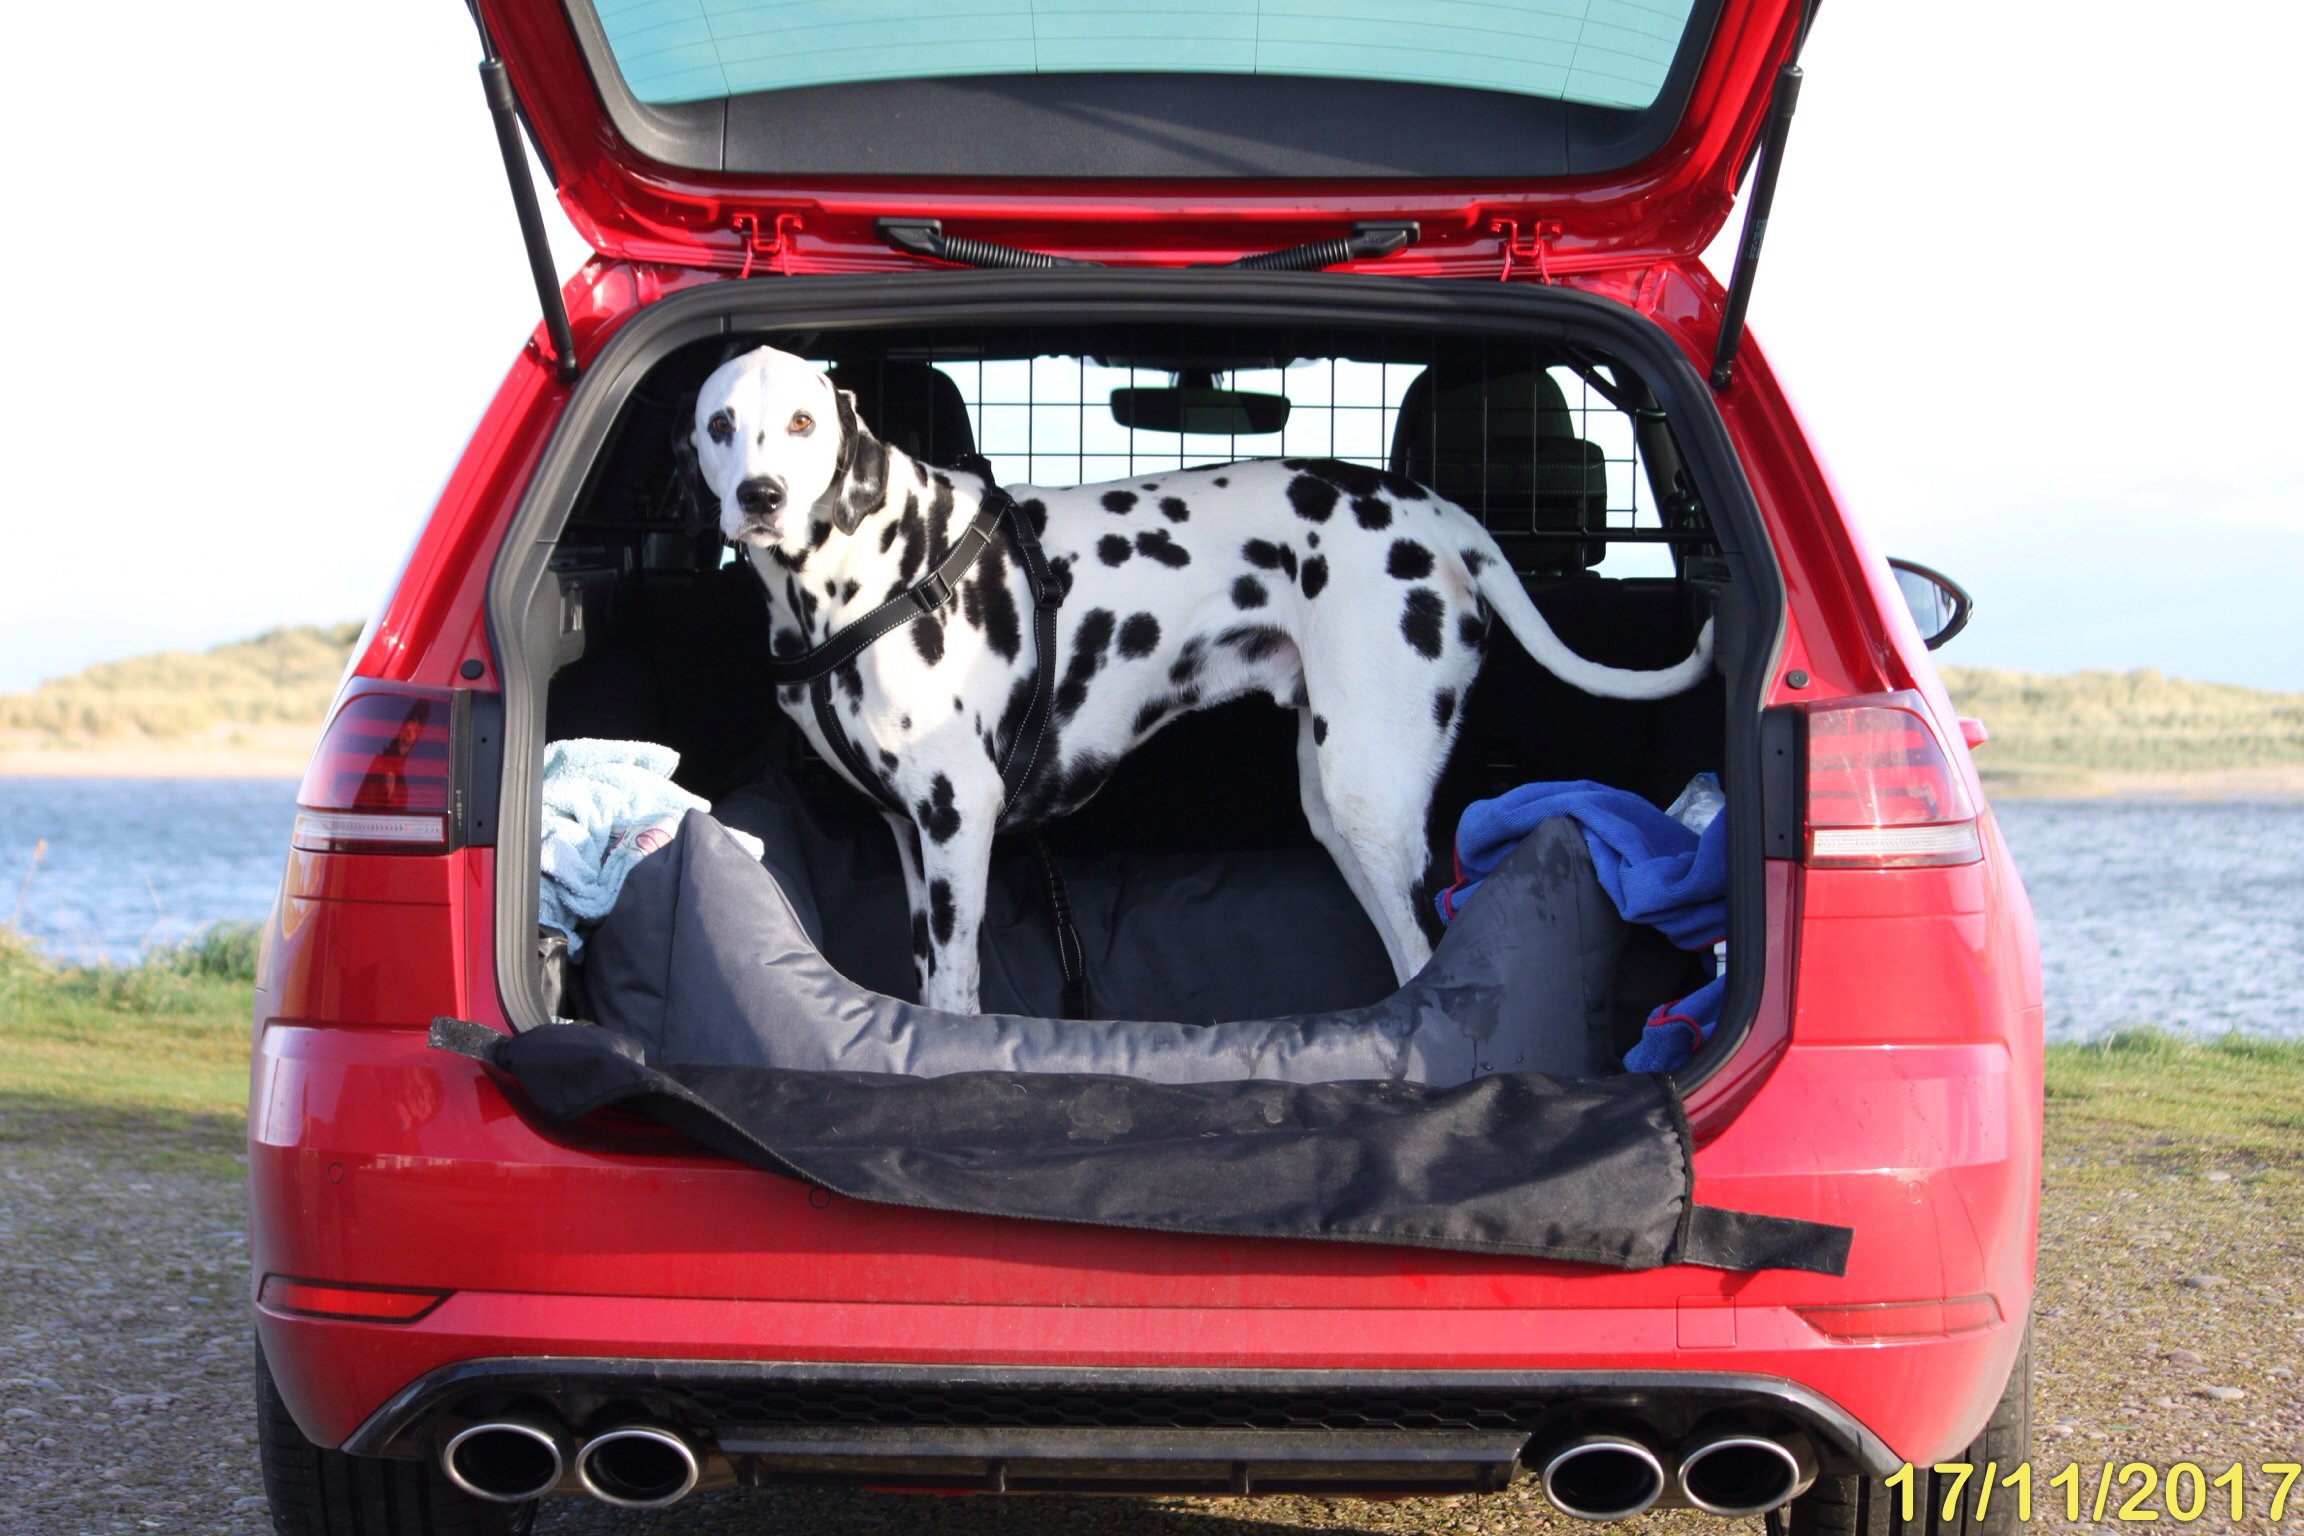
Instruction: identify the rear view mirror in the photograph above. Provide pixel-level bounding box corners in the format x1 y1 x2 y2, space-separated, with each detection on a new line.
1110 374 1289 436
1888 558 1973 649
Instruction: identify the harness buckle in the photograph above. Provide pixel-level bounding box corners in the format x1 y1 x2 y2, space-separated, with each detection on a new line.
912 571 956 613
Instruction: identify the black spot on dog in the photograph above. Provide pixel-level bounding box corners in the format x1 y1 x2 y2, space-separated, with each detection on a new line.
954 695 965 712
1169 637 1206 684
1352 495 1392 530
1101 489 1138 514
1288 680 1308 708
1401 589 1446 659
1054 607 1117 721
809 518 833 550
1306 530 1319 548
924 474 956 564
1462 547 1489 576
896 501 926 584
1134 528 1190 568
1433 689 1457 731
1299 554 1329 598
1141 483 1160 493
833 659 863 702
840 578 861 604
1386 539 1435 580
911 911 931 960
1287 474 1338 523
1118 612 1161 659
956 540 1018 661
1020 497 1048 536
1241 538 1296 579
1458 611 1487 649
1213 476 1229 488
1218 623 1290 663
915 772 962 845
879 749 899 770
771 628 804 658
1300 458 1423 503
878 520 901 553
899 714 912 732
929 879 955 944
911 615 944 666
992 674 1036 768
1312 714 1328 746
779 683 804 706
1131 699 1168 736
1097 533 1132 567
1231 575 1269 609
978 547 1021 663
1158 496 1190 522
1047 555 1076 600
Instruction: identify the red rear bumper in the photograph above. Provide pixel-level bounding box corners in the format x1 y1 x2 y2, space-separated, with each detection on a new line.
250 1020 2034 1468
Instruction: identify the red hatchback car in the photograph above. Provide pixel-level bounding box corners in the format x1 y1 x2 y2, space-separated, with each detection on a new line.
249 1 2041 1532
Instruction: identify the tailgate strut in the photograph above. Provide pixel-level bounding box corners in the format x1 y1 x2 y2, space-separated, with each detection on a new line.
1708 58 1803 392
467 4 579 385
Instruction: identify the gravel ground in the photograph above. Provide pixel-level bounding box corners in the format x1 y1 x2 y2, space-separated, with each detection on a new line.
0 1113 2294 1536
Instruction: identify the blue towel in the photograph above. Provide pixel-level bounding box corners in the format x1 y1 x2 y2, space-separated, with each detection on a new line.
539 739 760 959
1437 779 1728 1072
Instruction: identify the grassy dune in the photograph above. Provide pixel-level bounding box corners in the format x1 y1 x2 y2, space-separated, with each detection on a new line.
1941 665 2304 795
0 622 361 775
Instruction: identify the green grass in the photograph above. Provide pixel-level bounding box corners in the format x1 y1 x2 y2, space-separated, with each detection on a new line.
0 926 256 1167
2041 1027 2304 1171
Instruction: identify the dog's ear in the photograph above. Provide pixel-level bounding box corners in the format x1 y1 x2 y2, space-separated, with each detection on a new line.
823 387 888 535
669 399 714 538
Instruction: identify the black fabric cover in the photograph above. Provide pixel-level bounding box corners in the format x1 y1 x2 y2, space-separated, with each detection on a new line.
583 803 1622 1082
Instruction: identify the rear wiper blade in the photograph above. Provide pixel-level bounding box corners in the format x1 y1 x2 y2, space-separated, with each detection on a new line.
877 219 1103 270
1216 221 1419 271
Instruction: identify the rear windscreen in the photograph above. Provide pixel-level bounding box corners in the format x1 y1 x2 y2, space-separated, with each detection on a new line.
588 0 1701 112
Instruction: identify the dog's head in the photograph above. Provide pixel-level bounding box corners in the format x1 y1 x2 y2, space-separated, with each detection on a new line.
686 346 889 554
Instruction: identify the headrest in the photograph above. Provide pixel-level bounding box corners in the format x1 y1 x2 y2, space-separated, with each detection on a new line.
1390 362 1607 570
827 360 978 466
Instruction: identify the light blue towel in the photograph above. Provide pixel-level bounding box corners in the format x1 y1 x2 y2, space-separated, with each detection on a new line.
539 739 758 957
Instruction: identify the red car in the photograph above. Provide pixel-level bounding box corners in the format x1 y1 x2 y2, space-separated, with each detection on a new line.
250 1 2040 1532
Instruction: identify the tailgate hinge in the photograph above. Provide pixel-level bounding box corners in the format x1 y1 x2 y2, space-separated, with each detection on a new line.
1490 219 1561 283
735 211 803 278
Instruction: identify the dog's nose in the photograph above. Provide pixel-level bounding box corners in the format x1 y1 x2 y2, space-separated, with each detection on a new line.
736 476 785 517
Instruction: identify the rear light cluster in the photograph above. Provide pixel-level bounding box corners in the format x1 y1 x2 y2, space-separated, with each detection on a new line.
293 687 456 854
1802 690 1981 869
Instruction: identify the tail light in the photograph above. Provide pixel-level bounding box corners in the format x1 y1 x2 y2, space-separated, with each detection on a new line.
293 686 455 854
1803 690 1981 868
1795 1292 2002 1343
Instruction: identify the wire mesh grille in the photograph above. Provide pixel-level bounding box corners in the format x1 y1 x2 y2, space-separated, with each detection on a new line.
677 1381 1551 1434
817 327 1712 577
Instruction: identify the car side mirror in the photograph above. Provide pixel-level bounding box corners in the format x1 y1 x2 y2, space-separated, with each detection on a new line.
1888 558 1974 650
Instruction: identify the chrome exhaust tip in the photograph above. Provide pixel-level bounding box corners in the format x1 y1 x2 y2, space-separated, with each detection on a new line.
575 1424 701 1508
1539 1433 1669 1522
440 1417 565 1503
1677 1428 1818 1516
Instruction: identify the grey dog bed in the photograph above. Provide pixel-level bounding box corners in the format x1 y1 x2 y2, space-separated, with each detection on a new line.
441 774 1850 1272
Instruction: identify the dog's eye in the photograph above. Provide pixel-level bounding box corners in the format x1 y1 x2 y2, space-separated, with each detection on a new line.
789 411 814 434
706 410 735 446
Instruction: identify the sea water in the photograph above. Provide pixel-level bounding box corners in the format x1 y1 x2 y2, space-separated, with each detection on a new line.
0 779 2298 1042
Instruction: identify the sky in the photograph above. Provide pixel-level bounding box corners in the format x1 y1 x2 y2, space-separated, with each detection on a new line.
1 1 2298 692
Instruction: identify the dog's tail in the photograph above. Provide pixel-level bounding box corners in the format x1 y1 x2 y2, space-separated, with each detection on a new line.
1471 550 1716 701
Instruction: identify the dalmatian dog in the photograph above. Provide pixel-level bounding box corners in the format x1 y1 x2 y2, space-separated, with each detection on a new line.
690 345 1714 1014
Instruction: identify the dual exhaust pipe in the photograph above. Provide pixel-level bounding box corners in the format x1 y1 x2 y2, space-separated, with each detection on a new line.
441 1416 700 1507
1540 1426 1817 1522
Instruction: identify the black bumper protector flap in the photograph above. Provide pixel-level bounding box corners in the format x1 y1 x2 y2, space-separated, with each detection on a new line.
430 1019 1847 1274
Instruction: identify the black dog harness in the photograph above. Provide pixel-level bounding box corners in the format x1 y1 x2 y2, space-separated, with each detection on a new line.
748 454 1086 1015
755 453 1065 817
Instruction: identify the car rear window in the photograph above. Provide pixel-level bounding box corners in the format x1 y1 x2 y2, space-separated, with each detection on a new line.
590 0 1701 112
